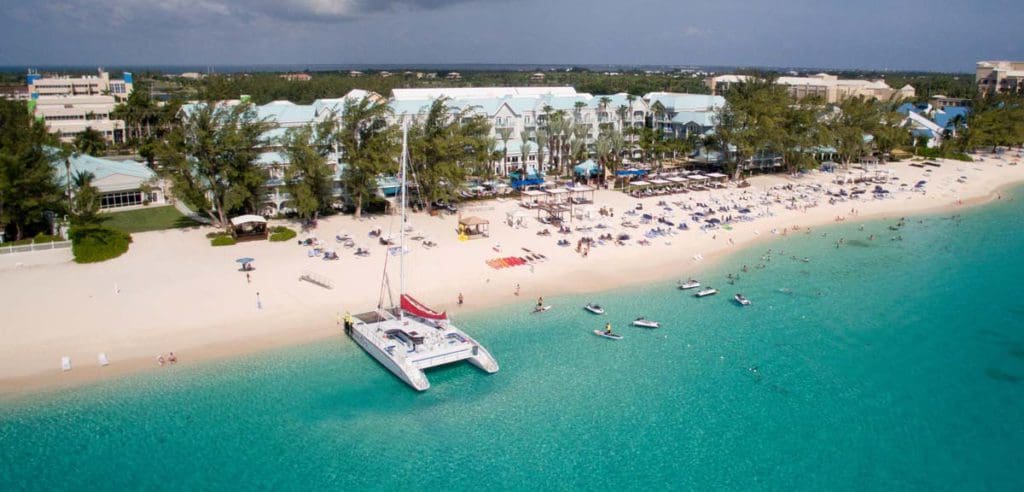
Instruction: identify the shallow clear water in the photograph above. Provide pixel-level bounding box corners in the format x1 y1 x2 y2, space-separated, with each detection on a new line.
3 188 1024 490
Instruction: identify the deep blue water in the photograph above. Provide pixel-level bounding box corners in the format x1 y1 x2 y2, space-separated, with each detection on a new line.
2 188 1023 490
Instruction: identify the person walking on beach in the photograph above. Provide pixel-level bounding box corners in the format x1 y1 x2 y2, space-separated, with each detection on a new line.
458 293 464 306
246 272 251 283
256 291 262 310
515 284 520 296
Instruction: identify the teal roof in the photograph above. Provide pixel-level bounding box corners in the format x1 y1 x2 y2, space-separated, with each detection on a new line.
645 93 725 112
671 111 716 127
49 150 156 187
256 103 316 126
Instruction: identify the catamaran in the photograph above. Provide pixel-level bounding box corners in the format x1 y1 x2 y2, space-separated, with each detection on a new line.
345 124 499 392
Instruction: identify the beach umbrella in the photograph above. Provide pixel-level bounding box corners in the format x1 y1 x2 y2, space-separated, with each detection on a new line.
236 257 255 264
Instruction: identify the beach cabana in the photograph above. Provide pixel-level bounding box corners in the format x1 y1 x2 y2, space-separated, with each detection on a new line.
519 189 547 208
566 184 595 204
545 187 570 203
506 209 528 227
229 215 268 241
458 216 489 239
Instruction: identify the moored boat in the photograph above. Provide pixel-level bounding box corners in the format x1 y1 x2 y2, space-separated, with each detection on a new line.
632 317 661 328
678 279 701 290
695 287 719 298
584 303 605 315
734 294 751 306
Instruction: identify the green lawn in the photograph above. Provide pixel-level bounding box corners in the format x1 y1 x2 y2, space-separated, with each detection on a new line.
102 205 202 234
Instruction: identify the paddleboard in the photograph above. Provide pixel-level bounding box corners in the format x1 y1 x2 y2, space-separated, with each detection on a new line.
593 330 623 340
531 305 552 314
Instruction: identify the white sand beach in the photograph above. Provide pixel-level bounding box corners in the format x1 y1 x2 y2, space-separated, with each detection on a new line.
2 155 1022 394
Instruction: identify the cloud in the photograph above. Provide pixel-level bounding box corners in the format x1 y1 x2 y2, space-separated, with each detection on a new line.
26 0 492 27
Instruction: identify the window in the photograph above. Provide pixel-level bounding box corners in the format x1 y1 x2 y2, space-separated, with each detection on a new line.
525 116 532 124
100 191 143 209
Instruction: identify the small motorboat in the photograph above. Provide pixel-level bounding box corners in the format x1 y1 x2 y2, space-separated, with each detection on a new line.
593 330 623 340
531 305 552 314
632 317 661 328
734 294 752 306
584 303 605 315
695 288 719 298
678 279 701 290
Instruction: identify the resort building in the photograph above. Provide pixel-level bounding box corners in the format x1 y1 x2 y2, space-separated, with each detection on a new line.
897 102 970 148
51 151 166 210
27 69 134 143
390 87 650 176
643 92 725 139
706 73 915 103
279 73 312 82
975 61 1024 95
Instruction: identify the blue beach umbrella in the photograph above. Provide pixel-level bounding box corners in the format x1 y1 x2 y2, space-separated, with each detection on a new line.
236 257 255 264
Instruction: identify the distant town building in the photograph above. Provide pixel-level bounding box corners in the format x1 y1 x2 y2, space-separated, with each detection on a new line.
348 70 364 77
705 73 915 103
530 72 546 82
279 73 312 82
178 72 204 80
928 95 971 110
27 69 133 143
976 60 1024 95
379 71 393 78
446 72 462 80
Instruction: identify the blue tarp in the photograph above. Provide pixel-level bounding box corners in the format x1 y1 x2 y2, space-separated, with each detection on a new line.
616 168 646 177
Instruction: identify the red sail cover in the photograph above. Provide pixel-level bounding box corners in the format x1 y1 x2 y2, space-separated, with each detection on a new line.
400 294 448 320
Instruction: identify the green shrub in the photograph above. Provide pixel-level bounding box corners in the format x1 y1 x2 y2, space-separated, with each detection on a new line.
33 233 59 243
70 226 132 263
269 226 297 242
206 231 228 239
211 235 237 246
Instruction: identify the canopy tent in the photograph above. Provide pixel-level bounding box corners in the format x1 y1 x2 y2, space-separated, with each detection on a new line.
705 172 728 180
648 178 671 186
229 215 268 241
573 159 600 177
666 176 689 183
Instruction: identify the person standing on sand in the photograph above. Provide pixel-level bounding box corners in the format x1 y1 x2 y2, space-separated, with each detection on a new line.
246 272 251 283
256 291 262 310
458 293 464 306
515 284 520 296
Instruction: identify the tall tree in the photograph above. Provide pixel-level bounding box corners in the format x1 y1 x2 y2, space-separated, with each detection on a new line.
159 101 275 229
338 97 398 218
408 97 492 207
0 99 62 240
283 125 335 221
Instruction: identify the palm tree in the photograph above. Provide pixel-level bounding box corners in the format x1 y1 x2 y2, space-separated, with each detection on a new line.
73 127 106 156
535 129 550 173
496 127 513 176
518 130 533 174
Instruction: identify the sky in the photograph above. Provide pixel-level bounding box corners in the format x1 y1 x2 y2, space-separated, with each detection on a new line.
1 0 1022 72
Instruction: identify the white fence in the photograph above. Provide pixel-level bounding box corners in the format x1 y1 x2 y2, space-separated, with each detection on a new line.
0 240 72 255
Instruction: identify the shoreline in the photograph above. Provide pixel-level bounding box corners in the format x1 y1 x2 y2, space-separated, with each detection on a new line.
2 157 1022 398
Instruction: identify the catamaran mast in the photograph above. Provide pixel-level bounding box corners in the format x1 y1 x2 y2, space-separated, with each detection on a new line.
399 121 408 320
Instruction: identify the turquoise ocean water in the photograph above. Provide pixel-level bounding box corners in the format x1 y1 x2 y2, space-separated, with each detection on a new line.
3 187 1024 490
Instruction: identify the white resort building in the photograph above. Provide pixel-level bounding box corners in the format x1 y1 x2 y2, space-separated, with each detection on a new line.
27 69 134 143
705 73 915 103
